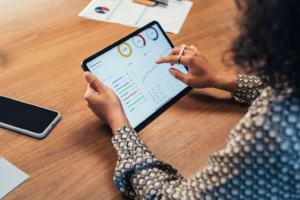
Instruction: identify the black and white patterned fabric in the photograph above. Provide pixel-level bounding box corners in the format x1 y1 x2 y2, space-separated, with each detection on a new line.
111 74 300 199
232 74 265 105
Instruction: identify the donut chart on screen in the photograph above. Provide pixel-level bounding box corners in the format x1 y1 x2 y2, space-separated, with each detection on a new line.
146 27 159 41
118 42 132 57
132 34 146 48
95 7 110 14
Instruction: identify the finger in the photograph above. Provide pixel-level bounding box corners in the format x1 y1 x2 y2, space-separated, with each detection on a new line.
169 68 189 84
84 72 106 92
189 45 201 54
87 83 97 93
86 101 91 108
168 47 182 56
168 45 195 55
167 47 193 57
155 55 190 66
179 44 196 51
179 44 193 50
85 84 96 101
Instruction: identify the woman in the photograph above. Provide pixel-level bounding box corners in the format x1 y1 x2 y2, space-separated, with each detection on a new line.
84 0 300 199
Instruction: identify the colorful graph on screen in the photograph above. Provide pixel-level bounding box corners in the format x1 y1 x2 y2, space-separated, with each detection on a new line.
118 42 132 58
112 73 145 113
146 27 159 41
141 48 169 84
132 34 146 49
95 7 110 14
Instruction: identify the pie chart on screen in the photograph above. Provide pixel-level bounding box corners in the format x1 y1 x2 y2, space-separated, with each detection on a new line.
95 7 110 14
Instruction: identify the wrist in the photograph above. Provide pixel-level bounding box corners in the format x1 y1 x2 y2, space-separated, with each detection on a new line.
212 72 237 93
108 113 130 134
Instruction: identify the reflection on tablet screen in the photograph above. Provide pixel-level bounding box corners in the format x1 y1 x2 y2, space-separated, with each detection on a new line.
86 24 188 128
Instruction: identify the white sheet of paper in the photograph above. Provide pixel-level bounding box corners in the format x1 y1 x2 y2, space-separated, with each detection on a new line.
78 0 193 34
0 156 29 199
79 0 147 25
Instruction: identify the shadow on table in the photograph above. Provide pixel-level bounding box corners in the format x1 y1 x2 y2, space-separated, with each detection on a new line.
176 89 249 113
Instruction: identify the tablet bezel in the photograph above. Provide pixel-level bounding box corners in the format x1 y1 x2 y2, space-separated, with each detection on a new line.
81 21 193 132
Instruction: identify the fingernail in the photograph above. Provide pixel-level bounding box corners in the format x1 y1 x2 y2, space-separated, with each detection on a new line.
169 68 174 75
85 72 92 79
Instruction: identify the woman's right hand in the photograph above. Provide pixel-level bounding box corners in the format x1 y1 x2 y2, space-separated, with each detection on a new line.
84 72 130 134
155 45 236 93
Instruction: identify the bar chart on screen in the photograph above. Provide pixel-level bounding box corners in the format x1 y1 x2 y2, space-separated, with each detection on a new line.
111 73 146 115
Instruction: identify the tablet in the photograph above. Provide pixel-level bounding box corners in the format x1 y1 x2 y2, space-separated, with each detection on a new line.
81 21 192 132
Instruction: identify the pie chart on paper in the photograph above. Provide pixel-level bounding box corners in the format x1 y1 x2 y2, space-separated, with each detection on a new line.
95 7 110 14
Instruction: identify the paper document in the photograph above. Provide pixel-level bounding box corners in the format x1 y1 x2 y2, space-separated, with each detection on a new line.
0 156 29 199
79 0 193 34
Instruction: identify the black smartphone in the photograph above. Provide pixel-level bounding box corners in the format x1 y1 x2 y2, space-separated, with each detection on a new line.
0 96 61 139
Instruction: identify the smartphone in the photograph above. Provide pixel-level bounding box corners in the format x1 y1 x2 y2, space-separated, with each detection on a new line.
0 96 61 139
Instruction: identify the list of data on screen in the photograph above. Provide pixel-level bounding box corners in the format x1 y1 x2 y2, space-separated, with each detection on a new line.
87 24 188 128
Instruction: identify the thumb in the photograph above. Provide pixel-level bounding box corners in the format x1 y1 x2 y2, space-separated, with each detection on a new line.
84 72 106 92
169 68 189 84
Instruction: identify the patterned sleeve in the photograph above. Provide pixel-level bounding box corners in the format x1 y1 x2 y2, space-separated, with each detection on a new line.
232 74 265 105
112 86 299 199
112 126 185 199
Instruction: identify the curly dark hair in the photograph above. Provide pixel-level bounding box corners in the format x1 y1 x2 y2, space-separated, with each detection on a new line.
231 0 300 93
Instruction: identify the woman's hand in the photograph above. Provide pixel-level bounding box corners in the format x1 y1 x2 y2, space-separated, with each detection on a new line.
155 45 236 93
84 72 130 134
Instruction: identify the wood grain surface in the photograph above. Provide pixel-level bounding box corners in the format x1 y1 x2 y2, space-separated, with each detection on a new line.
0 0 248 199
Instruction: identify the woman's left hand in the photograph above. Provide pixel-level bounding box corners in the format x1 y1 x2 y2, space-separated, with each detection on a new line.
84 72 130 134
155 45 237 93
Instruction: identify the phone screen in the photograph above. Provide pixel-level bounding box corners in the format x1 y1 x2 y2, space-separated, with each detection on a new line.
0 96 59 134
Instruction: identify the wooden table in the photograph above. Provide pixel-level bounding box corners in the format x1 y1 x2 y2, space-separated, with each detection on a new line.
0 0 248 199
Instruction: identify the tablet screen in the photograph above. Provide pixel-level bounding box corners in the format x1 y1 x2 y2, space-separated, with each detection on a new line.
85 23 189 128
